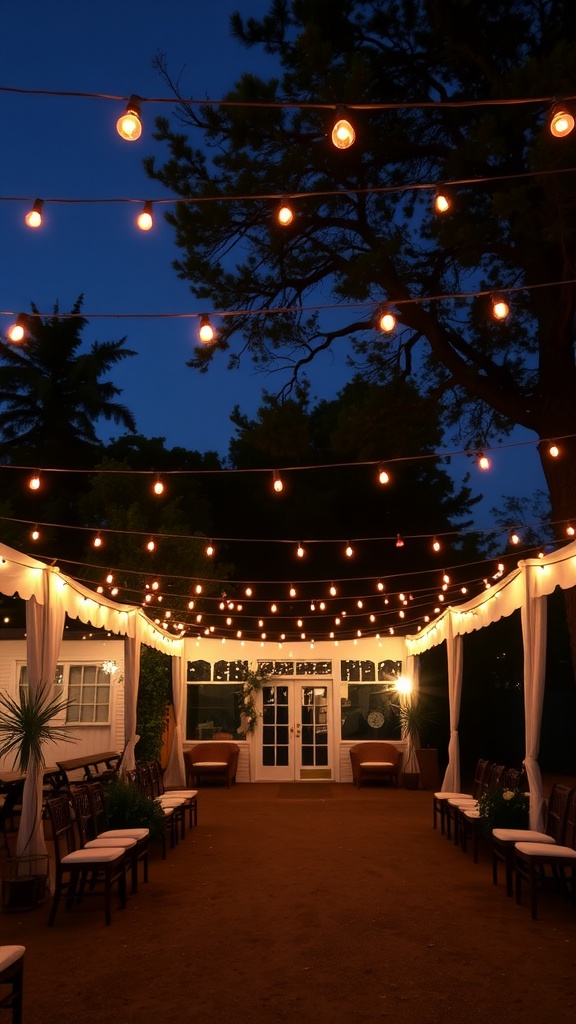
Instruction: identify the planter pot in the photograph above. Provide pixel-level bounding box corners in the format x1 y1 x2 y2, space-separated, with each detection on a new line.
401 772 420 790
1 855 49 912
416 748 440 791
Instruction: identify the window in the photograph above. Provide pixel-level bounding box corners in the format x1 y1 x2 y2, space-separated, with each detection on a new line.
186 683 242 740
66 665 111 724
18 665 64 703
340 682 400 741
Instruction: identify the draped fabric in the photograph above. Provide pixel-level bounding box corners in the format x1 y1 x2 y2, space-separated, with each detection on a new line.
401 654 421 773
441 612 464 793
121 614 142 776
17 570 66 858
520 564 547 830
163 654 186 788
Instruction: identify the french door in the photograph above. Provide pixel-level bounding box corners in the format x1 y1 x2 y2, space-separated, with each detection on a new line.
255 681 333 781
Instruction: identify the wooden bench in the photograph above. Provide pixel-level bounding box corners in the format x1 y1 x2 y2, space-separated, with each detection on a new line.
56 752 122 786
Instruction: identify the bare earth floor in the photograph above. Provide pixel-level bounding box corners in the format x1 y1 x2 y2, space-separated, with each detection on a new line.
1 782 576 1024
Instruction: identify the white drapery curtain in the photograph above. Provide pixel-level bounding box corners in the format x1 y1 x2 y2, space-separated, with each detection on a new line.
441 612 464 792
520 563 547 830
121 614 142 776
401 654 421 773
17 570 66 858
163 654 186 787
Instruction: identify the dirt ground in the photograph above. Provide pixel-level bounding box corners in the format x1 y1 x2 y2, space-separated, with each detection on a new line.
1 781 576 1024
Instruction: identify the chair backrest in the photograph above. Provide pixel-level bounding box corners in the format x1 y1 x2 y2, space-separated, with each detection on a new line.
45 796 78 863
545 783 573 842
561 789 576 850
69 787 97 845
87 782 109 834
135 764 154 799
503 767 525 790
472 759 492 798
486 764 506 790
187 742 240 766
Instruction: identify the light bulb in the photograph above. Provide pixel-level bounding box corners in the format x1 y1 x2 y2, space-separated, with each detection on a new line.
433 190 451 214
331 107 355 149
198 314 215 344
345 544 354 557
478 452 491 470
329 584 337 596
296 544 305 558
7 317 26 343
289 586 296 597
206 542 214 556
146 539 155 552
273 471 283 493
29 474 40 491
510 531 520 545
378 310 396 333
137 201 153 231
432 537 441 552
567 525 575 537
277 202 294 226
549 443 559 458
395 534 404 548
117 96 142 141
378 466 390 484
549 104 575 139
31 527 40 541
25 199 44 228
152 478 164 495
491 295 510 320
93 534 103 548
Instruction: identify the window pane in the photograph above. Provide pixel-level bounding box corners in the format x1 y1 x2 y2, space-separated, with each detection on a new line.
185 683 243 740
95 705 108 723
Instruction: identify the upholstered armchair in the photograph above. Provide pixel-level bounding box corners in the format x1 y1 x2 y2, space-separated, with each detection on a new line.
184 742 240 788
349 742 401 787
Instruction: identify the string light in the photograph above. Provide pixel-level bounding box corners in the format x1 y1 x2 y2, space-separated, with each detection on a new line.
491 294 510 320
146 538 156 552
205 542 214 557
137 201 153 231
7 316 26 343
378 308 396 333
345 543 354 558
116 95 143 141
432 537 441 552
289 585 297 597
432 189 451 214
377 465 390 485
548 103 575 138
272 470 283 493
276 200 294 226
30 526 40 541
331 106 355 149
395 534 404 548
25 198 44 228
152 477 165 495
509 531 521 545
92 534 103 548
296 544 305 558
329 584 337 596
198 314 215 344
477 452 491 470
28 473 40 491
548 442 559 458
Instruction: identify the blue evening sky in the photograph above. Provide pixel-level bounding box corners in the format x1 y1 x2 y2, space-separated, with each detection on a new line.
0 0 546 529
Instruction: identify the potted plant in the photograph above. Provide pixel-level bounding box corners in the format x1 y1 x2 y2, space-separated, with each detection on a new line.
397 695 435 790
0 683 72 911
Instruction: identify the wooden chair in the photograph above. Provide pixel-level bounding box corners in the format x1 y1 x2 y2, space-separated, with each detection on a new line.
445 763 504 845
135 764 180 856
70 787 139 895
349 743 400 788
433 758 491 834
514 787 576 919
45 795 127 927
184 743 240 788
86 781 150 892
492 782 572 896
148 760 198 830
0 946 24 1024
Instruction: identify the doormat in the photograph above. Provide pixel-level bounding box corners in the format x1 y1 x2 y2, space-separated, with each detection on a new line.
278 784 333 798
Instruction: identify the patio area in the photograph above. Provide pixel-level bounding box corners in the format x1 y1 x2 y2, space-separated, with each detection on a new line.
2 780 576 1024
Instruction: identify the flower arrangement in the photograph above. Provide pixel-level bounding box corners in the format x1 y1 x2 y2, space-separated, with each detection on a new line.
237 664 269 736
478 787 530 837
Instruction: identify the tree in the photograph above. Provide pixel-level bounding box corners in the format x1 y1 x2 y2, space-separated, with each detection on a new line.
146 0 576 652
0 297 137 467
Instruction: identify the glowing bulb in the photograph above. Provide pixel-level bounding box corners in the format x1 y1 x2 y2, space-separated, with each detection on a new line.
329 584 337 596
432 537 441 552
137 202 153 231
146 539 155 552
377 581 384 591
395 534 404 548
31 527 40 541
567 525 575 537
206 542 214 556
433 190 451 214
198 315 215 344
29 474 40 491
195 583 203 594
273 471 283 493
549 443 559 458
289 586 297 597
478 453 491 470
331 108 355 149
271 604 277 613
345 544 354 558
296 544 305 558
378 466 390 485
549 104 575 138
117 96 142 141
277 202 294 226
378 310 396 333
245 587 253 597
7 318 26 343
93 535 103 548
152 478 164 495
510 531 520 545
25 199 44 228
491 296 510 320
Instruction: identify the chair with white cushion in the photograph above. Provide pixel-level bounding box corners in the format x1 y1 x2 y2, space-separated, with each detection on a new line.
514 786 576 919
492 782 573 896
0 945 24 1024
184 743 240 788
433 758 491 835
85 782 150 891
349 743 400 788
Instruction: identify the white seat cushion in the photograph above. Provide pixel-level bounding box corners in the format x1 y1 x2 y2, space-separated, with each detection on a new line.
98 828 149 841
165 790 198 798
85 837 137 851
0 946 25 970
192 761 228 768
360 761 394 768
448 797 477 808
61 848 125 865
515 842 576 859
434 792 471 800
493 828 556 843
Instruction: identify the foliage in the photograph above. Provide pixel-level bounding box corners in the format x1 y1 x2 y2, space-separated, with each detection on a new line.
104 777 167 840
0 296 137 466
135 647 173 764
0 683 74 771
478 787 530 837
237 664 269 735
396 694 435 774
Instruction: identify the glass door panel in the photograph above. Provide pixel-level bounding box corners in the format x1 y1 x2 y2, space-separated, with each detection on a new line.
256 681 332 781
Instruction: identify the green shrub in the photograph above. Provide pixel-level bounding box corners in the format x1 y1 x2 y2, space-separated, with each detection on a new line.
105 778 166 840
136 647 172 763
478 787 530 837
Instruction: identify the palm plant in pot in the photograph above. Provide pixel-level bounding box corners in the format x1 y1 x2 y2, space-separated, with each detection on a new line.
397 695 435 790
0 683 72 910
